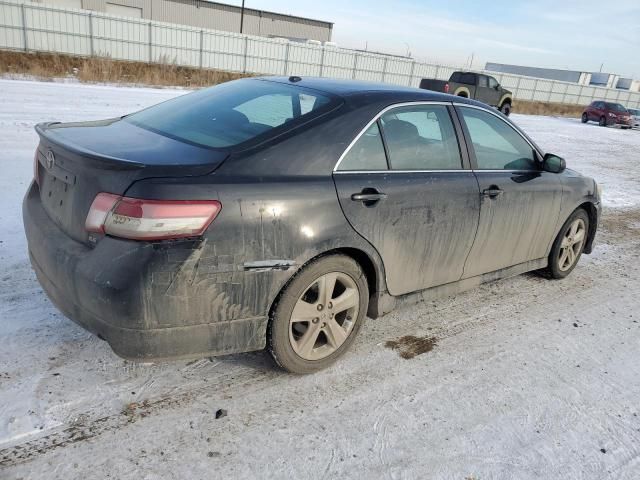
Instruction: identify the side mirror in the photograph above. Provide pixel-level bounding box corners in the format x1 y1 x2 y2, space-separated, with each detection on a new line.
543 153 566 173
495 84 500 90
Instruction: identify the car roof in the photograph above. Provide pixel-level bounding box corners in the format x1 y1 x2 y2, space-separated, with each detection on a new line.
257 76 480 106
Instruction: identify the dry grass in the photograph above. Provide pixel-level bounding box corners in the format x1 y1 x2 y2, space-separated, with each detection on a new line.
1 51 587 117
0 50 248 87
515 99 584 118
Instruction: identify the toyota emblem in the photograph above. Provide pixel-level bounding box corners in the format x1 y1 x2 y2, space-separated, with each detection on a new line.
45 150 55 169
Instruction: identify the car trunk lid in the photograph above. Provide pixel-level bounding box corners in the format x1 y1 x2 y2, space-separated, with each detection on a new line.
35 120 228 245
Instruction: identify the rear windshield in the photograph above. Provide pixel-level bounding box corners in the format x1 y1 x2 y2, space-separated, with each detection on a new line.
124 79 337 148
605 103 627 112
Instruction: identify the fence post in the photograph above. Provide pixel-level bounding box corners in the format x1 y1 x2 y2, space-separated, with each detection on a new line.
532 79 539 101
319 46 325 77
515 76 522 98
381 57 388 83
352 53 358 79
548 81 554 102
408 60 415 87
242 36 248 73
434 65 440 80
561 83 569 104
148 21 153 63
199 29 204 68
283 41 290 76
88 13 94 56
21 3 28 52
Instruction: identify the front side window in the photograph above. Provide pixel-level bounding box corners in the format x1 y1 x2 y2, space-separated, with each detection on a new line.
605 103 627 112
380 105 462 170
124 79 335 148
337 122 388 171
459 107 537 170
488 77 499 89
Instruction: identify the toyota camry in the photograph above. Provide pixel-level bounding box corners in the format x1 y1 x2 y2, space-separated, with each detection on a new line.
23 77 601 373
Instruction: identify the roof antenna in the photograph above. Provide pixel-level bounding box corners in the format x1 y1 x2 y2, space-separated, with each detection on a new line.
289 76 302 82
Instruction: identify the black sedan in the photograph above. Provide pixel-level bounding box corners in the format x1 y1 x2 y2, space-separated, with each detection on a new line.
23 77 601 373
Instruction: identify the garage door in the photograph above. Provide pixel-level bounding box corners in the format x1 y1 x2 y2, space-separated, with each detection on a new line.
105 3 143 18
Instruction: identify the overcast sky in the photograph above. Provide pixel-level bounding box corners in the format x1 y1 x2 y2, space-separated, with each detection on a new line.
235 0 640 78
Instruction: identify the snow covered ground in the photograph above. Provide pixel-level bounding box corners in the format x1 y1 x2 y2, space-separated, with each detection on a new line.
1 79 639 479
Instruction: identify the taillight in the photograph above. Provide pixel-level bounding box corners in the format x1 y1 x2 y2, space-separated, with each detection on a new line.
444 83 450 94
33 149 39 185
86 193 221 241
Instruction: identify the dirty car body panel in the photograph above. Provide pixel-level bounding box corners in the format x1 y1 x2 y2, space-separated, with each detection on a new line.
23 77 600 361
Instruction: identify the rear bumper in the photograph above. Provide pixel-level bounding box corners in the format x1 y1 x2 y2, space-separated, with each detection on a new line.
23 182 267 361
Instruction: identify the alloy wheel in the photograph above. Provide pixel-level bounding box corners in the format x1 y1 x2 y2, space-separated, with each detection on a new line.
558 218 586 272
289 272 360 361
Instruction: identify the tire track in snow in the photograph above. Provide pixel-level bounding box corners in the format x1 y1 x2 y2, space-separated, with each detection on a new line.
2 209 637 470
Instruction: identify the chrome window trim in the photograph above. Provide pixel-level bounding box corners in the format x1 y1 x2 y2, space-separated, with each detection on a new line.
334 169 470 175
334 169 537 175
453 102 545 161
332 101 452 173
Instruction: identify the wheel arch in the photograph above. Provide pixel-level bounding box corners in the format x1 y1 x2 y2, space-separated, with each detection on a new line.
454 86 470 98
267 247 384 321
498 94 512 108
577 202 598 254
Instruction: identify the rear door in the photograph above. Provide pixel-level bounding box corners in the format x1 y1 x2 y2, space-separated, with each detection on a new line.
333 103 480 296
475 75 492 104
590 101 603 121
455 105 562 277
458 72 477 98
486 76 503 106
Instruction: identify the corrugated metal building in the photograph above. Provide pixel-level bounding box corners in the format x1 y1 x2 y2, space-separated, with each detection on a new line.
485 62 638 91
24 0 333 41
485 62 585 83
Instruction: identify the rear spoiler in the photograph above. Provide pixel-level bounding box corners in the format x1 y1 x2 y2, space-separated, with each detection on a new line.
35 122 146 171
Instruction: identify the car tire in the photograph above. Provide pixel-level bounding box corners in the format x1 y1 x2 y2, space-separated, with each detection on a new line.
267 254 369 374
500 102 511 116
581 113 588 123
545 209 590 279
599 116 607 127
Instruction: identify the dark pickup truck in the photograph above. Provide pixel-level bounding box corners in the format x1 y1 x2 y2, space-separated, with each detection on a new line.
420 71 513 115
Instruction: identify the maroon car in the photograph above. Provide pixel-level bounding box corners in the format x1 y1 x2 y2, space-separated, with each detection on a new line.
582 101 633 128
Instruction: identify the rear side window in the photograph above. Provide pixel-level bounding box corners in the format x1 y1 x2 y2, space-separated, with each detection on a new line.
124 79 336 148
477 75 488 88
459 107 536 170
380 105 462 170
337 123 388 171
459 73 476 85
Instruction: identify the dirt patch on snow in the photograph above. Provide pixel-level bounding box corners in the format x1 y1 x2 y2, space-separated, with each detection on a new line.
599 207 640 243
385 335 437 359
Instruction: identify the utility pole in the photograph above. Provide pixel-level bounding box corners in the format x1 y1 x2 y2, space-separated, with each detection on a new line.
240 0 245 34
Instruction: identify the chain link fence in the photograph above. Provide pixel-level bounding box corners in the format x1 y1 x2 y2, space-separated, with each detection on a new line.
1 0 639 109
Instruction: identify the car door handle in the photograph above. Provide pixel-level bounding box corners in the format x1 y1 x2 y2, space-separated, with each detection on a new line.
481 187 503 198
351 190 388 205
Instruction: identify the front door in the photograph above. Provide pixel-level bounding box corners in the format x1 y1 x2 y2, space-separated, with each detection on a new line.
333 103 480 296
455 105 562 277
